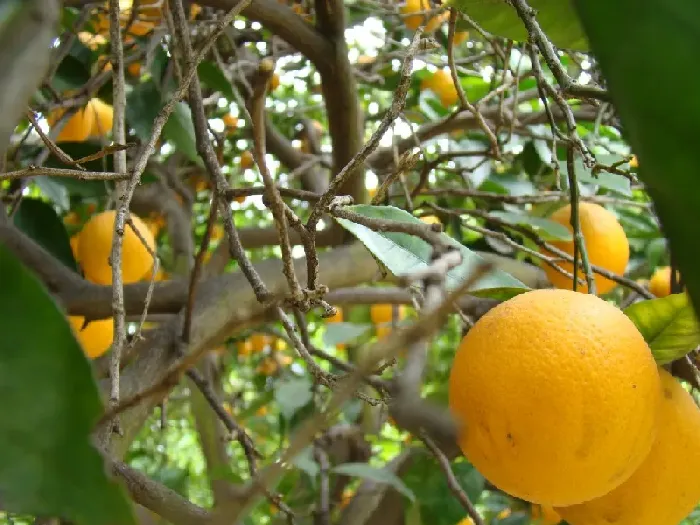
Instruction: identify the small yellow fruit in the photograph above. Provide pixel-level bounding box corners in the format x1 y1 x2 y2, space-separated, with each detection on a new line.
78 210 156 285
453 31 469 45
531 504 562 524
222 113 238 129
270 72 280 91
255 405 269 416
240 150 255 169
211 223 224 242
401 0 445 32
370 304 406 325
64 211 81 226
326 307 343 323
420 214 441 225
189 2 202 19
127 61 141 77
86 98 114 138
237 339 253 356
557 368 700 525
456 518 475 525
629 155 638 168
69 316 114 359
249 333 271 353
420 69 459 107
541 202 629 295
48 105 96 143
376 325 392 340
648 266 681 298
449 289 661 506
77 31 107 50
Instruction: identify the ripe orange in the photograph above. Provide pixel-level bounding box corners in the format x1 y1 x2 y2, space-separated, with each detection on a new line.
237 339 253 356
240 150 255 170
448 289 661 506
557 368 700 525
77 31 107 51
47 105 95 143
86 98 113 138
648 266 681 298
249 333 271 353
400 0 446 32
420 69 459 107
127 61 141 77
420 214 441 225
326 307 343 323
541 202 629 294
222 113 238 129
70 235 81 261
629 155 638 168
370 304 406 325
270 72 280 91
453 31 469 45
68 316 114 359
77 210 156 285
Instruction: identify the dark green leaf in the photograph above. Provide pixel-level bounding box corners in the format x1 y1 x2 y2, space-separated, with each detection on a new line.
335 205 528 299
0 245 135 525
557 159 631 195
197 61 235 100
274 377 313 420
162 102 201 165
34 176 70 210
126 81 161 141
623 293 700 364
490 210 572 241
52 55 91 93
331 463 415 502
13 198 78 272
572 0 700 319
323 322 372 347
448 0 588 51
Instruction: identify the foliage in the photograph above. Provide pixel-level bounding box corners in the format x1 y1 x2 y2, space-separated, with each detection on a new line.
0 0 699 524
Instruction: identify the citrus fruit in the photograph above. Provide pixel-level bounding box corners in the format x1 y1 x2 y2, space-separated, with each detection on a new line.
648 266 681 298
237 339 253 356
249 333 271 353
77 210 155 285
240 150 255 169
556 368 700 525
370 304 406 324
270 72 280 91
541 202 629 294
326 307 343 323
48 105 95 143
68 316 114 359
400 0 446 32
448 288 661 506
420 214 441 225
127 61 141 77
420 69 459 107
87 98 113 138
70 235 80 261
223 113 238 129
453 31 469 45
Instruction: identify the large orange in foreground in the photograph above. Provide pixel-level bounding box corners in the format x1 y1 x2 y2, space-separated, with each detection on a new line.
542 202 629 294
448 289 660 506
557 368 700 525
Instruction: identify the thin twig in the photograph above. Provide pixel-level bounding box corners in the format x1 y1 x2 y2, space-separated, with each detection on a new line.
0 166 129 182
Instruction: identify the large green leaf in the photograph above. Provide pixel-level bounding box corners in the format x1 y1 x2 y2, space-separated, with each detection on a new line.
623 294 700 365
162 102 201 165
489 210 572 241
13 198 78 273
323 322 373 347
0 245 134 525
335 205 529 300
448 0 588 51
571 0 700 325
331 463 415 502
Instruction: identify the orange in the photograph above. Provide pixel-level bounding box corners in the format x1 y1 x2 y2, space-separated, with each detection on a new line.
648 266 681 298
237 339 253 356
420 69 459 107
249 333 271 353
531 504 562 524
234 194 246 204
211 223 224 242
400 0 446 32
240 150 255 170
376 325 392 340
78 210 156 285
448 289 661 506
453 31 469 45
68 316 114 359
47 105 95 143
70 235 81 261
255 405 269 417
222 113 238 129
86 98 113 138
77 31 107 50
420 214 440 225
326 307 343 323
270 72 280 91
456 518 474 525
629 155 638 168
370 304 406 324
127 62 141 77
557 368 700 525
541 202 629 294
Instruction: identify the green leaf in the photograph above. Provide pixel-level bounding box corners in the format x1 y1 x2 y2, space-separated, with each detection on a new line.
125 81 161 141
291 447 320 479
13 198 78 272
323 322 372 347
52 54 91 93
623 293 700 365
331 463 415 502
197 61 235 100
335 205 529 300
0 245 135 525
557 159 631 196
34 176 70 210
274 377 313 420
489 210 572 241
571 0 700 319
162 102 201 165
447 0 588 51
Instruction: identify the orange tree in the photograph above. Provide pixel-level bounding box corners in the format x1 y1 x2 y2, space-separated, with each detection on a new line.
0 0 699 524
